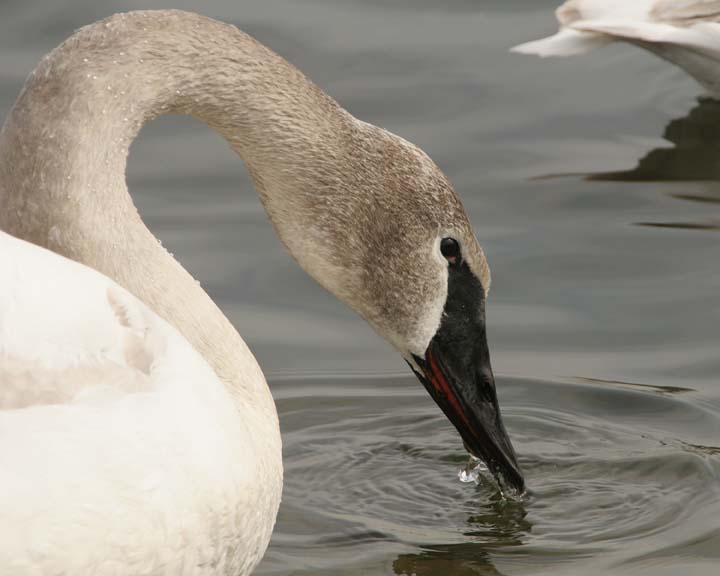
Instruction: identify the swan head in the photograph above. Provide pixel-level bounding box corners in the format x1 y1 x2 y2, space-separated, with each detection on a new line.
259 119 524 492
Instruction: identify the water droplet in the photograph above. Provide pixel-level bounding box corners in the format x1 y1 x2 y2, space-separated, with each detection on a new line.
458 455 488 484
83 57 89 63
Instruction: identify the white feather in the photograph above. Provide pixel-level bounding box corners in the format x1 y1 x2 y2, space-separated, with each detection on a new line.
511 28 612 57
511 0 720 96
0 231 267 575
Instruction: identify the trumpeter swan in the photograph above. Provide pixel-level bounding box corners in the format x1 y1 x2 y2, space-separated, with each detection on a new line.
0 10 522 575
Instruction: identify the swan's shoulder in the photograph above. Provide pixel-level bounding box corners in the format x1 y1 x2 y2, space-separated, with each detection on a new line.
0 231 270 574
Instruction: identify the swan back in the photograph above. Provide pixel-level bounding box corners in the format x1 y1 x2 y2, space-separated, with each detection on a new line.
0 232 274 575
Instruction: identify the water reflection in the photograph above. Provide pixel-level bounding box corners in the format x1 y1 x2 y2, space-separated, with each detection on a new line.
635 220 720 231
571 376 694 396
671 191 720 204
393 544 503 576
393 493 528 576
584 98 720 231
533 99 720 230
681 442 720 458
590 98 720 182
258 375 720 575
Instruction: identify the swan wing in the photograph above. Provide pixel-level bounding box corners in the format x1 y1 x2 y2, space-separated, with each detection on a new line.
510 0 653 56
0 230 208 406
511 0 720 95
513 0 720 55
569 19 720 55
0 232 259 574
511 27 612 57
650 0 720 25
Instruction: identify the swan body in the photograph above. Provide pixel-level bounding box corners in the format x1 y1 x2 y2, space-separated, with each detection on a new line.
512 0 720 97
0 9 523 574
0 231 271 574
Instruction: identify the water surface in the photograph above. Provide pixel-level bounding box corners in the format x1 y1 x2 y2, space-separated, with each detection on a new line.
1 1 719 574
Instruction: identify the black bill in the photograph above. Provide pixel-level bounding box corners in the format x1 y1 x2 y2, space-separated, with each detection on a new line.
410 260 524 492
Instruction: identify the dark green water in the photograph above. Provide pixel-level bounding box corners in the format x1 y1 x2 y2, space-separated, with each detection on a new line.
1 0 719 574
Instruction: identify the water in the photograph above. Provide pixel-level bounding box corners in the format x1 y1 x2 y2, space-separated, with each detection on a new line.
1 0 719 574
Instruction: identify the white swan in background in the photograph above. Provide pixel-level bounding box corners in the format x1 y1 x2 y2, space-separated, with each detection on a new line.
0 10 523 575
512 0 720 97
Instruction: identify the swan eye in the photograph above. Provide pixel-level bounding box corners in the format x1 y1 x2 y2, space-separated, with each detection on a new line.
440 237 461 264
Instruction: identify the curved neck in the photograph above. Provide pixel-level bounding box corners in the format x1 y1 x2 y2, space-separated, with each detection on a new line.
0 10 353 411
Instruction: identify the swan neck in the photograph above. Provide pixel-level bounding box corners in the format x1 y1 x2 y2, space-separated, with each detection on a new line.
0 10 349 413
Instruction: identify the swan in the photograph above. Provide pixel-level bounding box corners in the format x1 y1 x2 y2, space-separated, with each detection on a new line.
512 0 720 98
0 9 523 575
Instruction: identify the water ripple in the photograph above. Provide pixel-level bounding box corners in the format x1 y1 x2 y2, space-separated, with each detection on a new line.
258 375 720 575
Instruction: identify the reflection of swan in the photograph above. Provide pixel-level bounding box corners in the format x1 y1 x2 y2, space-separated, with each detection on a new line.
589 98 720 231
529 97 720 230
0 10 523 573
512 0 720 97
392 494 529 576
394 546 502 576
591 98 720 181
